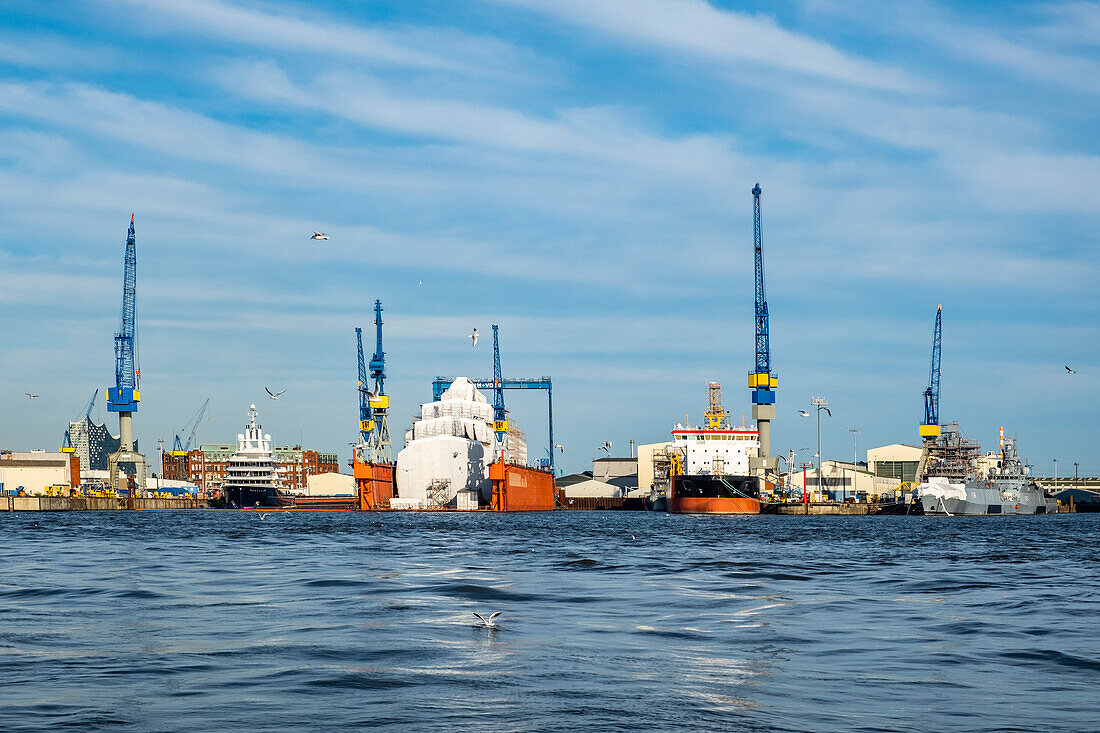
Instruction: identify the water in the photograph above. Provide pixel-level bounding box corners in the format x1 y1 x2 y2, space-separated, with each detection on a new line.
1 512 1096 732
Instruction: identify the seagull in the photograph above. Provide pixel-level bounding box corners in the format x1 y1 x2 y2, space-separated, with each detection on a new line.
360 385 378 401
824 407 832 417
259 513 270 520
469 328 479 347
25 393 38 400
265 387 286 400
631 534 636 540
799 410 809 417
418 280 423 285
554 444 565 453
599 441 612 454
472 611 501 628
310 232 329 240
1065 366 1076 374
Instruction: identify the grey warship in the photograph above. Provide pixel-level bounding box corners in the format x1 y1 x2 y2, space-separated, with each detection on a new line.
915 436 1052 515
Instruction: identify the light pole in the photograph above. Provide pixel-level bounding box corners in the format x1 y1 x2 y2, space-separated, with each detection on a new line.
849 428 860 503
810 397 830 500
1054 458 1058 488
1075 462 1079 491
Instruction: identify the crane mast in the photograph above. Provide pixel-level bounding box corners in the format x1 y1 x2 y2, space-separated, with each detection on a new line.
368 300 391 461
491 325 507 450
355 327 374 449
748 184 777 473
106 214 146 493
919 305 943 439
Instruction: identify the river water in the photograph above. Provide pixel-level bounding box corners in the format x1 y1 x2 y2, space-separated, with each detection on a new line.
1 511 1096 732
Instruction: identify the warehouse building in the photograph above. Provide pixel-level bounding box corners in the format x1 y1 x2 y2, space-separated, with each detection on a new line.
0 450 80 495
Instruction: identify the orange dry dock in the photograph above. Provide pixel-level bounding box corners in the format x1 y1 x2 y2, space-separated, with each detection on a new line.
355 459 395 511
488 462 556 511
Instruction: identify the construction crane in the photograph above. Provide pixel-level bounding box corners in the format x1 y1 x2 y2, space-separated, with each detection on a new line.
368 299 391 461
60 389 99 454
171 398 209 456
919 305 943 439
491 325 507 450
106 214 146 492
355 326 374 448
748 183 777 473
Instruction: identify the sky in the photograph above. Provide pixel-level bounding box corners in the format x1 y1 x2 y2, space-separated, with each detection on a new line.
1 0 1097 477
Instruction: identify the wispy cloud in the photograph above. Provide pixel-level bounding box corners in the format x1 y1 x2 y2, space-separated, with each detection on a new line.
489 0 926 93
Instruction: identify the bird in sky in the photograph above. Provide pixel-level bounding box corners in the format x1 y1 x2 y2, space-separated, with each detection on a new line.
310 232 329 240
599 441 612 454
469 328 479 347
472 611 501 628
360 385 378 401
25 393 38 400
1065 366 1076 374
799 410 809 417
265 387 286 400
555 444 565 453
824 407 832 417
418 279 423 285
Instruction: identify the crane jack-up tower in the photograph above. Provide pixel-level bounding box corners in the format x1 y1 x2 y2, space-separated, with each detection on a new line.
107 214 147 496
353 299 395 510
747 184 778 476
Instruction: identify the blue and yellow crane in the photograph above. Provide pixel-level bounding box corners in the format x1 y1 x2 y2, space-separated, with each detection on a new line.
491 325 507 448
919 305 943 440
748 183 777 472
106 215 147 492
355 299 391 463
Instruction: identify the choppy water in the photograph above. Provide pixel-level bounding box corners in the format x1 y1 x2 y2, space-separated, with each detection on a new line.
1 511 1097 732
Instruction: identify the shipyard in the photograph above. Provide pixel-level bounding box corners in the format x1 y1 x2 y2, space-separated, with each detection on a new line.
2 191 1094 516
3 4 1099 732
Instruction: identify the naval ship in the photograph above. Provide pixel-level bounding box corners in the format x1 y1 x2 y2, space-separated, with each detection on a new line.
914 435 1051 515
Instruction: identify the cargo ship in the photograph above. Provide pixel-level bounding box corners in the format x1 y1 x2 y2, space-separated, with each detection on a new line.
666 383 762 515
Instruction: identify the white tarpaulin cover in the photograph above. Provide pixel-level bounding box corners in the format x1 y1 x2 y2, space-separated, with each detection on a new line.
914 477 967 501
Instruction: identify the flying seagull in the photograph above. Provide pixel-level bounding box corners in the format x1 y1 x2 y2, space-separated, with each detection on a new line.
824 407 832 417
258 513 270 520
472 611 501 628
798 410 809 417
599 441 612 454
1065 366 1076 374
469 328 479 347
265 387 286 400
554 444 565 453
310 232 329 240
25 393 38 400
360 385 378 401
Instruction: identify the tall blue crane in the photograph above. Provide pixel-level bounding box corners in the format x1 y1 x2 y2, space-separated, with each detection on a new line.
491 325 507 447
368 300 391 461
107 214 139 450
919 305 943 439
748 184 776 471
355 326 374 446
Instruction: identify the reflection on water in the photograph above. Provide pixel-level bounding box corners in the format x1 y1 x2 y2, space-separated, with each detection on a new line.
0 511 1096 732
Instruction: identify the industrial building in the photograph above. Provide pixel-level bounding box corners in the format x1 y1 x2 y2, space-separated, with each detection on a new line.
788 460 903 502
162 444 338 493
0 450 81 495
866 444 924 483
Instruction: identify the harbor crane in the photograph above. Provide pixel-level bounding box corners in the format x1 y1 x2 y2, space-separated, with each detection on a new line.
171 398 210 456
919 305 943 440
491 325 507 451
355 299 392 463
107 214 147 492
748 183 777 473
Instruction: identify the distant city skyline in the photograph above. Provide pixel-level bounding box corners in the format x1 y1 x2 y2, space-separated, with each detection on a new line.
1 1 1097 474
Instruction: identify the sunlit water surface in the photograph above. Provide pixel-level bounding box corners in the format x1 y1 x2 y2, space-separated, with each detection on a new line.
1 511 1096 732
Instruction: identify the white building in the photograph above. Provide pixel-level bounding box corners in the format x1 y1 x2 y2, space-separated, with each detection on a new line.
395 378 526 508
0 450 77 495
305 472 355 496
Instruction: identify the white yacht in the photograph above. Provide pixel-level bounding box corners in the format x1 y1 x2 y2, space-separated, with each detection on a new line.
221 404 282 508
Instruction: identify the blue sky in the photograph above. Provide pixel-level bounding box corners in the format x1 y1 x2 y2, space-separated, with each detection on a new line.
1 0 1097 476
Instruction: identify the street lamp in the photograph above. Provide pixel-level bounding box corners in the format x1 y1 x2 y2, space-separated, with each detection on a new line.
810 397 830 499
1075 462 1079 491
848 428 860 503
1054 458 1058 487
